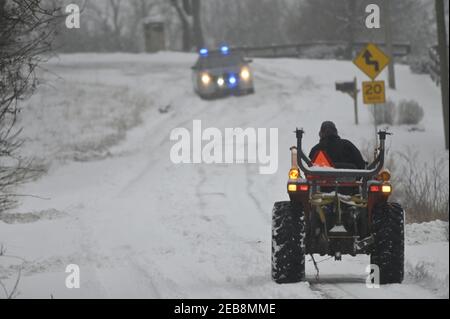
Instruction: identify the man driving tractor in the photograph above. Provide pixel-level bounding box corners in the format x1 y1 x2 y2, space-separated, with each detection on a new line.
309 121 366 170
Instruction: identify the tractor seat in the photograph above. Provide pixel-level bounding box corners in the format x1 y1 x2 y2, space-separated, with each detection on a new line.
320 162 360 195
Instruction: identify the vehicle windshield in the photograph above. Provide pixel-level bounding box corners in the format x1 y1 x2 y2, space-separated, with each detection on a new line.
196 53 244 69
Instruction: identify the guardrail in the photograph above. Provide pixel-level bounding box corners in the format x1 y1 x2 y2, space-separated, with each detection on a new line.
231 41 411 59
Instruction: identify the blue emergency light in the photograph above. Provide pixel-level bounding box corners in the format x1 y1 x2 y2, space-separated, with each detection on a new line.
228 74 237 87
220 45 230 55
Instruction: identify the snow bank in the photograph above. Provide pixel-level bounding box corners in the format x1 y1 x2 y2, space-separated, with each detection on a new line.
406 220 449 245
405 221 449 298
405 242 449 298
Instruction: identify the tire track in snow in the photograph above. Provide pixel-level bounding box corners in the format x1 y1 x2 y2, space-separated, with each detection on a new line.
118 106 208 194
125 255 162 298
308 278 363 299
244 164 270 223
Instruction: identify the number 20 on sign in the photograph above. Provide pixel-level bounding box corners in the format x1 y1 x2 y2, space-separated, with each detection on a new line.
362 81 386 105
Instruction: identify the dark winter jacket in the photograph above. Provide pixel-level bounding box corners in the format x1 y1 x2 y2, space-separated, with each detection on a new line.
309 135 366 169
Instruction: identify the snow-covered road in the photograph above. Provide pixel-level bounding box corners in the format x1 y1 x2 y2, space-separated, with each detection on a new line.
1 53 448 299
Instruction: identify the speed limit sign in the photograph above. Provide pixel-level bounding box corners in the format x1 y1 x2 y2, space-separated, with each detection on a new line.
362 81 386 104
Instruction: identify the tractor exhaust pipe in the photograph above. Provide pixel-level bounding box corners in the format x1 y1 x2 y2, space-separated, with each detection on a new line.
290 146 298 168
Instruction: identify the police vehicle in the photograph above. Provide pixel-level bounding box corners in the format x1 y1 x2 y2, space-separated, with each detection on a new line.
192 46 255 99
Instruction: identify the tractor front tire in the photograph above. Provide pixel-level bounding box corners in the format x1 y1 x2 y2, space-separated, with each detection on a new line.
271 201 305 284
370 202 405 284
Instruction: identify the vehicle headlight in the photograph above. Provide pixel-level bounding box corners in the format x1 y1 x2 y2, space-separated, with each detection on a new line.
200 73 211 85
240 67 251 81
217 77 225 86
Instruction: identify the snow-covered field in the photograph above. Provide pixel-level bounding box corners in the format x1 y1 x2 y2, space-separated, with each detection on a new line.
0 53 448 299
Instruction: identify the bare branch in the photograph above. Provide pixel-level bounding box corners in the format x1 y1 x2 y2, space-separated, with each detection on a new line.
1 0 58 214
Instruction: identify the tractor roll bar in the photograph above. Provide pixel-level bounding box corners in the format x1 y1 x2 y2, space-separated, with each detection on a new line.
295 129 390 178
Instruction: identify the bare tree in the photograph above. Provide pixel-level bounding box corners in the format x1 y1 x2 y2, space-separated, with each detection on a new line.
87 1 123 51
170 0 192 51
202 0 296 48
300 0 366 59
397 152 449 223
191 0 204 48
109 0 124 50
0 0 59 212
170 0 204 51
131 0 160 29
0 244 23 299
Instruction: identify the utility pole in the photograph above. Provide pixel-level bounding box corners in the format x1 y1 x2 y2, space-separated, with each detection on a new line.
353 77 359 125
384 0 396 89
346 0 357 60
435 0 449 150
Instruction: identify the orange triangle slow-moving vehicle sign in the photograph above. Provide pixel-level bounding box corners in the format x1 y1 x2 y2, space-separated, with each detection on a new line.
312 150 334 168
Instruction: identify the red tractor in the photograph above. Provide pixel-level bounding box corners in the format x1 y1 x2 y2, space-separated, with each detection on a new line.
272 129 404 285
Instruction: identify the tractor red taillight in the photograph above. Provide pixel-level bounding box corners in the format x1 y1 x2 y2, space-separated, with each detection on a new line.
369 185 381 192
299 184 309 192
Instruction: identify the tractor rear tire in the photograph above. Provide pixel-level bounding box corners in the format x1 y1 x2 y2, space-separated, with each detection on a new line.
271 201 305 284
370 202 405 284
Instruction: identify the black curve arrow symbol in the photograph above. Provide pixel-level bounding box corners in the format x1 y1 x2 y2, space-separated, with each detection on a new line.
363 50 379 71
